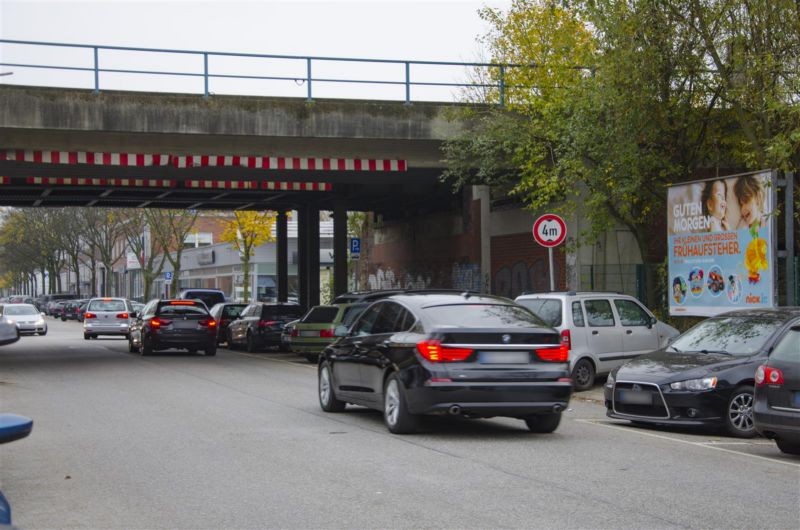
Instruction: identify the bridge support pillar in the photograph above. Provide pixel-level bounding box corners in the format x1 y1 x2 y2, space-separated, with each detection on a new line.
298 206 320 309
333 200 348 298
276 210 288 303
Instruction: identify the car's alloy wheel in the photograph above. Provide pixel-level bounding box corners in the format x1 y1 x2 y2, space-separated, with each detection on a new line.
571 358 595 391
318 363 345 412
383 374 418 434
725 386 756 438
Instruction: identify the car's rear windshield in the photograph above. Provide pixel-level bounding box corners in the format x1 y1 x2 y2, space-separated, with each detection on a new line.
88 299 127 312
302 306 339 323
223 305 246 318
4 305 38 316
263 306 305 319
422 304 548 328
158 303 208 316
670 316 785 356
516 298 562 327
341 303 368 327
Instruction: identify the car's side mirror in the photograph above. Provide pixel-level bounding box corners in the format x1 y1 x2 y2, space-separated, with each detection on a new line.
132 311 139 318
334 325 348 337
648 316 656 329
40 312 46 316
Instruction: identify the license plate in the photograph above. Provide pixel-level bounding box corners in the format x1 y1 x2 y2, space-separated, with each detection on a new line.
479 351 529 364
617 390 652 405
300 331 319 337
793 392 800 408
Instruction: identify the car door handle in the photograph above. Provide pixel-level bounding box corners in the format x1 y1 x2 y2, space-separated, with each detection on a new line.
592 330 599 335
626 330 633 334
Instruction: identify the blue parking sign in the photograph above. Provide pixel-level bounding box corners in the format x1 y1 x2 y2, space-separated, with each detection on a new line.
350 237 361 256
164 271 173 281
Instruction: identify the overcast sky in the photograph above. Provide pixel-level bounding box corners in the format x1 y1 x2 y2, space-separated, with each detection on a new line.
0 1 510 99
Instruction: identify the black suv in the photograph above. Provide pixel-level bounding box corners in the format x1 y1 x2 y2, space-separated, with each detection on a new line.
227 302 305 352
318 292 573 434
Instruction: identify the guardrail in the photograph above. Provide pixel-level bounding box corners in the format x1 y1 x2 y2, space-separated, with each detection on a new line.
0 39 517 105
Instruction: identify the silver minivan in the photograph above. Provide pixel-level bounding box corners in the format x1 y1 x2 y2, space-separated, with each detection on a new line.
83 297 134 340
515 292 679 391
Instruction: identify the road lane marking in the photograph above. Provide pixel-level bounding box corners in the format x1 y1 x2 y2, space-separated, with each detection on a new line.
574 419 800 468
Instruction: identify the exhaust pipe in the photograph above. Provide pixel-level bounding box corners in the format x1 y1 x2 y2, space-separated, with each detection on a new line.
448 405 461 415
553 404 565 413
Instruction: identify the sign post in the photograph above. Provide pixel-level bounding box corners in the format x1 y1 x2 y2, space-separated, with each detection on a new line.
532 214 567 292
164 271 173 298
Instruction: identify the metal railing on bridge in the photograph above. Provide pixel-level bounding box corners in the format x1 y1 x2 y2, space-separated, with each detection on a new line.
0 39 523 105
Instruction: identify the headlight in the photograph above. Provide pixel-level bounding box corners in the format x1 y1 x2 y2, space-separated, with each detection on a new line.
670 376 718 391
35 318 45 325
606 372 616 386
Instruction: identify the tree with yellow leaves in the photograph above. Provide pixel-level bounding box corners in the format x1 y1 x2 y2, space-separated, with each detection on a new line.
220 211 276 303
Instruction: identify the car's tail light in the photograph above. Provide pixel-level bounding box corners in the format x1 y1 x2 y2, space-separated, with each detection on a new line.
199 319 217 328
320 328 335 338
116 312 129 319
150 317 172 329
536 344 569 362
169 301 196 306
560 329 571 349
291 328 299 337
84 312 97 319
416 339 473 362
756 365 784 386
258 320 279 329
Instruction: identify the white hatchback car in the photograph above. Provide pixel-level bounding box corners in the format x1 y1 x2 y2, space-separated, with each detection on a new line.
515 292 679 391
83 297 134 340
0 303 47 336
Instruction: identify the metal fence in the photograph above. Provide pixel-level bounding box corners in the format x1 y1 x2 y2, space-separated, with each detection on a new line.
0 39 520 104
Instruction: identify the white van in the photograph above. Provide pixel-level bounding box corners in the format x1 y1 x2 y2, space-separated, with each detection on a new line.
515 292 679 391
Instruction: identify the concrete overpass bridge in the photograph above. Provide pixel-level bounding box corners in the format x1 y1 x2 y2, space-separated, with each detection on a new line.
0 81 482 307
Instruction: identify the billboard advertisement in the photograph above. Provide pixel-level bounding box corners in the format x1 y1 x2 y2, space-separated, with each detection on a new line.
667 171 775 317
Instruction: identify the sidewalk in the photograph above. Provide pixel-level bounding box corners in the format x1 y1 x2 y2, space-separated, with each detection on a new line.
572 384 605 404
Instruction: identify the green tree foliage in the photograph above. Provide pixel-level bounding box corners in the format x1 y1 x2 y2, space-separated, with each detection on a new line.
443 0 799 258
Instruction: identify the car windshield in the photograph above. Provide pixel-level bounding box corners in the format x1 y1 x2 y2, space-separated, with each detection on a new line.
88 300 126 312
516 298 562 327
4 305 38 316
669 316 785 356
423 304 548 328
158 304 208 316
302 307 339 324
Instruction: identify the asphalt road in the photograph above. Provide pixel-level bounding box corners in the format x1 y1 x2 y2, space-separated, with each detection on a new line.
1 318 798 529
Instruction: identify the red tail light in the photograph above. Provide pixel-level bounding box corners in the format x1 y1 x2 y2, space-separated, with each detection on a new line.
291 328 299 337
84 312 97 319
560 329 571 349
536 344 569 362
116 312 129 319
756 365 784 386
150 317 172 329
199 319 217 328
258 320 279 329
416 339 473 362
320 328 335 338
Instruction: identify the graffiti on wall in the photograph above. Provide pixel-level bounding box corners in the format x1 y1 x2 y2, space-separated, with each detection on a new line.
365 261 482 292
494 259 561 299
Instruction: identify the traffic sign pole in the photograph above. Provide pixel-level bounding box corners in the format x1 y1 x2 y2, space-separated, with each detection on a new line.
532 214 567 292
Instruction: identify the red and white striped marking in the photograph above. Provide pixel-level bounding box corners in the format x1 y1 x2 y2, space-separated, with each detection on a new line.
26 177 176 188
185 180 259 190
185 180 331 191
1 150 170 166
174 155 406 172
1 150 407 172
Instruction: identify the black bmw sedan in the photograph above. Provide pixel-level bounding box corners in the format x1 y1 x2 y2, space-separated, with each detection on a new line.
317 292 573 434
604 308 800 438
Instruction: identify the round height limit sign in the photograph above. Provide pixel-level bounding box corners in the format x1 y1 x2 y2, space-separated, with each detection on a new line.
532 214 567 291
